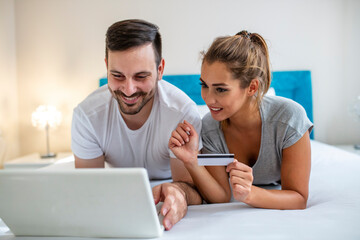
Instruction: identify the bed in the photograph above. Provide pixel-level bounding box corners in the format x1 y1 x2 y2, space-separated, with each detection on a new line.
1 71 360 239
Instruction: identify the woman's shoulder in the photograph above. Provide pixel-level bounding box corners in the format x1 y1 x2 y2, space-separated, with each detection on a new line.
261 96 313 141
261 95 308 123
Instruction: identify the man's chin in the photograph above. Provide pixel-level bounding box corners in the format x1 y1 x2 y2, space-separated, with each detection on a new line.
115 92 155 116
119 105 142 115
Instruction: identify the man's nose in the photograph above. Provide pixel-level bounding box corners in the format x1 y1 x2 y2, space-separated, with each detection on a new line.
122 79 137 96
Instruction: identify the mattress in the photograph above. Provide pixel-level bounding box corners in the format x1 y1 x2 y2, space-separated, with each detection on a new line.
1 141 360 239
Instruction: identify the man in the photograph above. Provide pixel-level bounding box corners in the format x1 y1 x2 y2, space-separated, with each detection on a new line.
71 19 203 230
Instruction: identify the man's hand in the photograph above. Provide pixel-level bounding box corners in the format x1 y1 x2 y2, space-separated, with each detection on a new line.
152 182 189 230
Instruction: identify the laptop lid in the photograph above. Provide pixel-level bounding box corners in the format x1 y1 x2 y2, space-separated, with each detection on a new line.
0 168 164 238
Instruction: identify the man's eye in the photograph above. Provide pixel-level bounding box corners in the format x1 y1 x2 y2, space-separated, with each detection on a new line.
112 74 123 78
216 88 228 93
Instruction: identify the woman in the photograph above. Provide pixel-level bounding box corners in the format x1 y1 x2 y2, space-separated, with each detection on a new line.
169 31 313 209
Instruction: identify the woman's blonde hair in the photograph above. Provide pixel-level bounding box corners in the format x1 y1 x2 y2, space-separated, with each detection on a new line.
202 30 271 103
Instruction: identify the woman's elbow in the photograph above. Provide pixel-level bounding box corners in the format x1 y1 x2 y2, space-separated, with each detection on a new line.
298 197 308 209
205 191 231 204
292 194 308 210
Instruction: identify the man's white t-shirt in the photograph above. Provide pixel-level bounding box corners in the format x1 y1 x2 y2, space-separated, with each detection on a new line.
71 80 202 179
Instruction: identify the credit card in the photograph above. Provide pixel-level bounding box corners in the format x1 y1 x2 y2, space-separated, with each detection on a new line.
197 154 234 166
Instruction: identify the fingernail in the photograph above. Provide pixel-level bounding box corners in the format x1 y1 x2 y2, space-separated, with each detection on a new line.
186 138 189 142
186 127 191 131
164 219 172 229
162 208 168 215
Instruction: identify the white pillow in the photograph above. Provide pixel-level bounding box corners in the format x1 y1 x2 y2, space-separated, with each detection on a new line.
266 87 276 96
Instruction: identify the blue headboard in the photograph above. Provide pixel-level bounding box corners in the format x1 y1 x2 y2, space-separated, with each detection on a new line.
100 70 314 139
270 71 313 139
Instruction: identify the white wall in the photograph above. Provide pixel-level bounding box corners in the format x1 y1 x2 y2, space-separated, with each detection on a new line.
342 0 360 144
0 0 19 162
9 0 360 156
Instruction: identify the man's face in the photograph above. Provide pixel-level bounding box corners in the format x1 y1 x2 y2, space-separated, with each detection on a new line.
106 43 164 115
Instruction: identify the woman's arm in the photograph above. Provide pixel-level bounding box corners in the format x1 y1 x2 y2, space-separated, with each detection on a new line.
227 131 311 209
169 120 231 203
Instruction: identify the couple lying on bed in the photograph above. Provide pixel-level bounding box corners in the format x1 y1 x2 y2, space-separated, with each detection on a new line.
71 19 313 230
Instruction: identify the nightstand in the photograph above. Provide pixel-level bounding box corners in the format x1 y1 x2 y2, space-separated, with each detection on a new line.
334 145 360 156
3 152 73 170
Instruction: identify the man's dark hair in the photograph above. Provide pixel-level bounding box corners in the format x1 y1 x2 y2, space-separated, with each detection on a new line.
105 19 162 66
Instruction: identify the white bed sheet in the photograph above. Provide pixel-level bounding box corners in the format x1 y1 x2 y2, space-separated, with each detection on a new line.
1 140 360 240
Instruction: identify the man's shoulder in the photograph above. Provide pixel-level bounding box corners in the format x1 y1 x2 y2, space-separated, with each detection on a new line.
74 85 112 117
157 80 197 113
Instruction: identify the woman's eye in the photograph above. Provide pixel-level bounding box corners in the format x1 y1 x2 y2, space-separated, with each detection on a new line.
216 88 228 93
200 82 208 88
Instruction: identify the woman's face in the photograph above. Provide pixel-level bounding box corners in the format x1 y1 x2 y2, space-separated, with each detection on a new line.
200 61 250 122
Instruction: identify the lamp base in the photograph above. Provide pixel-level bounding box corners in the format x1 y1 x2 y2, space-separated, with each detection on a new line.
41 153 57 159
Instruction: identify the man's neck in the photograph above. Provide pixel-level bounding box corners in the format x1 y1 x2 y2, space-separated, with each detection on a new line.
120 97 155 130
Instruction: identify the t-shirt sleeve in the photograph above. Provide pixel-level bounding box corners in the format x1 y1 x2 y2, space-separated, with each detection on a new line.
169 103 203 158
187 105 203 151
71 107 104 159
282 103 314 149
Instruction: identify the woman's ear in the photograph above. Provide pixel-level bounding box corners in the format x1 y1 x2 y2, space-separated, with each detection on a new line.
247 79 259 96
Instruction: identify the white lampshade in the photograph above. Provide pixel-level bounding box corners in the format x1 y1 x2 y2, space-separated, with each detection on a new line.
31 105 62 129
31 105 62 158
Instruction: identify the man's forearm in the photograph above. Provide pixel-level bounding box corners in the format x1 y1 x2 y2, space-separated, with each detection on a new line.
171 181 202 205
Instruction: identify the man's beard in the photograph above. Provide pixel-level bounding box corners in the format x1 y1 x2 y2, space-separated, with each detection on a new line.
109 84 157 115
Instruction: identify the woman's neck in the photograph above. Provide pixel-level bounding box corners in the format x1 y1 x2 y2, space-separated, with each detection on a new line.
227 97 261 132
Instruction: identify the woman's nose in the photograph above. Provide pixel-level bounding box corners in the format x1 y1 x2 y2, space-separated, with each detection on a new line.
202 90 215 106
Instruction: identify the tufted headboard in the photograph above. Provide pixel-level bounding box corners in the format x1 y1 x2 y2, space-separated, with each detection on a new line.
100 70 314 139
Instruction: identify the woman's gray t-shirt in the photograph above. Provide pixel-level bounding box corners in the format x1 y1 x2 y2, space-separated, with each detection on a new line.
201 95 313 185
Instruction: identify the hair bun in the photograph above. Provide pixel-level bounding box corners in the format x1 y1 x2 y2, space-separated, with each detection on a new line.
235 30 251 39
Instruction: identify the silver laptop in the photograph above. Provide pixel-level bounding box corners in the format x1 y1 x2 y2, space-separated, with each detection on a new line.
0 168 164 238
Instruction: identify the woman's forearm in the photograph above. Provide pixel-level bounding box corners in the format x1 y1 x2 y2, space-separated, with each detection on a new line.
244 185 308 209
184 164 231 203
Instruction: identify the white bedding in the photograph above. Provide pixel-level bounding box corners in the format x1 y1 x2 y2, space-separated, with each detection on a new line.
1 140 360 239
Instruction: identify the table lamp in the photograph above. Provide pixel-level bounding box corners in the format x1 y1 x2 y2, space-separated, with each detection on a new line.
31 105 62 158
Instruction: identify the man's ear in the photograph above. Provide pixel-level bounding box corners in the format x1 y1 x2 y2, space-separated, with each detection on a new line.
104 58 108 68
157 58 165 81
247 79 259 96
